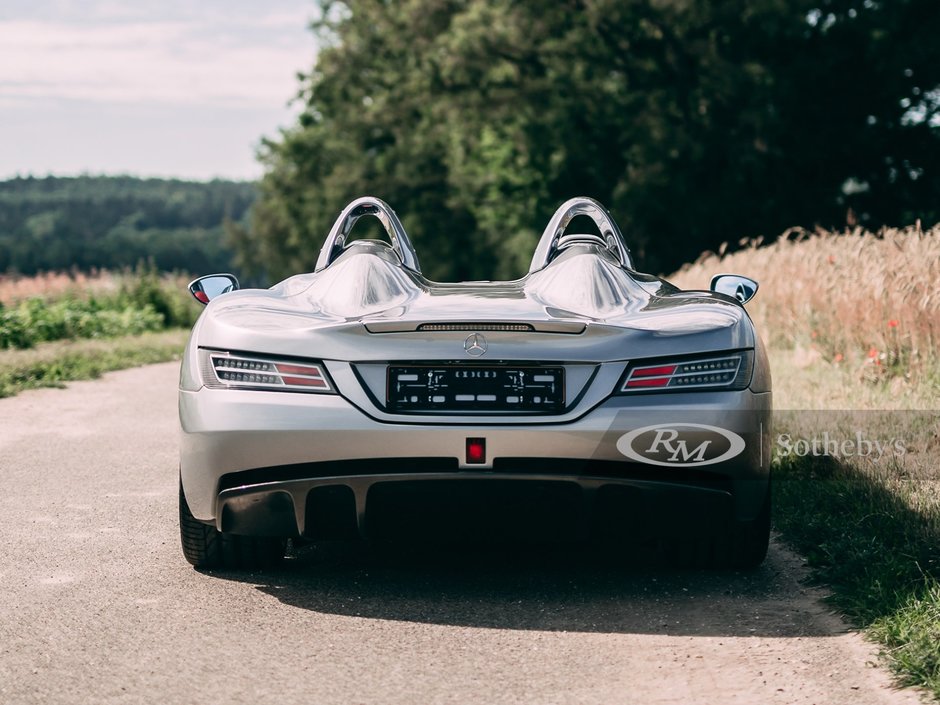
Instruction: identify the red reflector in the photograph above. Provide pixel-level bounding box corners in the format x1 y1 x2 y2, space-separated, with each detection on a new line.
625 377 671 387
281 376 328 387
631 365 677 377
466 438 486 464
275 363 323 376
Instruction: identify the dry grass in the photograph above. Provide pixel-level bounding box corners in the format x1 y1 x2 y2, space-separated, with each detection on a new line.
0 270 122 305
768 348 937 410
669 225 940 382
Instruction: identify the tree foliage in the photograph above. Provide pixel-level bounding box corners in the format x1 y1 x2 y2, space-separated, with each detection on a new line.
243 0 940 281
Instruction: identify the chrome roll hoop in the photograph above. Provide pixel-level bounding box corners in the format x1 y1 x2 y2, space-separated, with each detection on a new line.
315 197 421 273
528 197 632 273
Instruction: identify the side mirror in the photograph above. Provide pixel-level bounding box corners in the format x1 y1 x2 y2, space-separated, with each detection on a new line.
188 273 239 305
709 274 758 304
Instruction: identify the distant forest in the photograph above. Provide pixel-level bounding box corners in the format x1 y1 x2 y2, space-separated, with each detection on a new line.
0 176 254 275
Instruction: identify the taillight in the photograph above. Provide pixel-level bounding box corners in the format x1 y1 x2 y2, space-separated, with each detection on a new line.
620 351 752 393
202 351 333 393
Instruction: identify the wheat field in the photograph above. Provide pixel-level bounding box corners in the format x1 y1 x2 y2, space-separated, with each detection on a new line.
0 270 121 305
669 225 940 380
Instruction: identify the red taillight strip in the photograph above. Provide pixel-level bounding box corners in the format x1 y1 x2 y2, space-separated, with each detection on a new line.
280 376 329 388
274 363 323 376
274 363 328 389
622 355 743 392
624 376 671 388
630 365 677 378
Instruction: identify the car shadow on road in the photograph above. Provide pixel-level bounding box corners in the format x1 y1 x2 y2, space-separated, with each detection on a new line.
206 537 843 638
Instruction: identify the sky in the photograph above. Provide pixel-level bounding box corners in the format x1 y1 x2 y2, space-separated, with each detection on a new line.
0 0 318 181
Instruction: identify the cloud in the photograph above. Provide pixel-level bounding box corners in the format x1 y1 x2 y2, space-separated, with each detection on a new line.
0 7 316 107
0 1 318 179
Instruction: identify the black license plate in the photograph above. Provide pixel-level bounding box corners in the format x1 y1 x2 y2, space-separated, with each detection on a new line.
387 365 565 413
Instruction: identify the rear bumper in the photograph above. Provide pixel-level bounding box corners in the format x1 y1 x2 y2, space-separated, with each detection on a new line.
180 387 771 532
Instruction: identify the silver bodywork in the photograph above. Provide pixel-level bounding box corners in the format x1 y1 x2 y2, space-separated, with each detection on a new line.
179 197 771 542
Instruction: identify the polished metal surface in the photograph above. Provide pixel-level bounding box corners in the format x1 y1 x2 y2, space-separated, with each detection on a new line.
187 245 751 365
529 197 634 272
314 196 421 273
179 196 772 536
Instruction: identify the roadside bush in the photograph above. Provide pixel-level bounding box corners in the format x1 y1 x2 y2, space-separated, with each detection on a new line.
0 302 31 348
0 297 164 349
0 264 201 349
119 263 199 329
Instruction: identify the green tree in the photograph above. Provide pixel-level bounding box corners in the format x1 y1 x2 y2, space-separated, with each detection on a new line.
242 0 940 282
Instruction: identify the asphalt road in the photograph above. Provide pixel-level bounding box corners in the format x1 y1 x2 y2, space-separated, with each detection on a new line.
0 363 923 704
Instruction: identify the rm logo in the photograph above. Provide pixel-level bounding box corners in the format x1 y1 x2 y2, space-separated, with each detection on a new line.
616 423 746 467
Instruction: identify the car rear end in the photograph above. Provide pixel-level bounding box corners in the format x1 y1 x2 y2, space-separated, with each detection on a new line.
179 318 771 567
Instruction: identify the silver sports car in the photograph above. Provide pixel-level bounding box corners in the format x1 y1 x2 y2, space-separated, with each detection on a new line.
179 197 771 570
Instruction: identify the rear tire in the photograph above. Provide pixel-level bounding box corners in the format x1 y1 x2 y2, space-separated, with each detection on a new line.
179 481 286 570
718 484 771 569
668 484 771 570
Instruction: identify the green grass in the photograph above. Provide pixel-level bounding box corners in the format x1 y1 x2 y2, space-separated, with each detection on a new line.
871 583 940 690
770 348 940 698
0 329 189 398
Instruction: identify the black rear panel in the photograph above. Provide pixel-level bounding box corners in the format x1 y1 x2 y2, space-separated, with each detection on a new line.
387 364 565 413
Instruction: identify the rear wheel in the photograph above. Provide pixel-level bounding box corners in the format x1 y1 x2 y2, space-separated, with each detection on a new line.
667 485 771 569
729 485 770 568
179 481 286 570
716 485 771 569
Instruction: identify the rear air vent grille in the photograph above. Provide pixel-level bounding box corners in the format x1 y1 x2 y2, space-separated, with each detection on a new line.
416 323 534 332
364 321 586 334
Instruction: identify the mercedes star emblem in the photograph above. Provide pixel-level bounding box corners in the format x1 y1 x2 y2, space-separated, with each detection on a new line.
464 332 487 357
